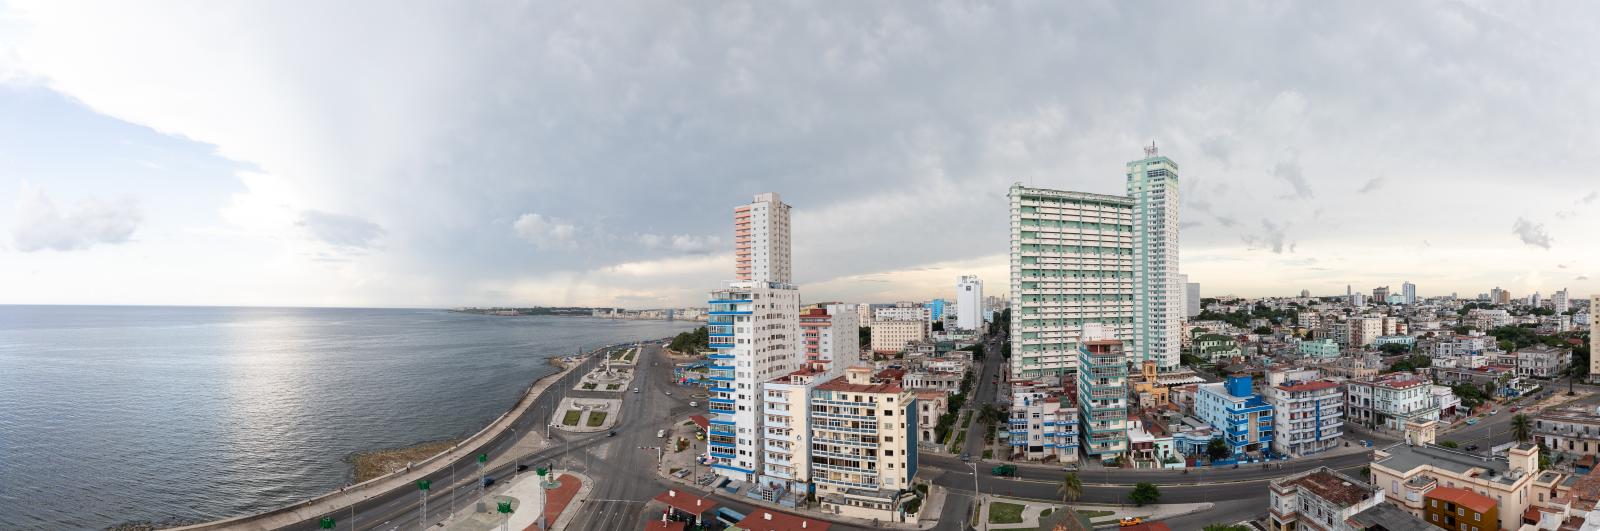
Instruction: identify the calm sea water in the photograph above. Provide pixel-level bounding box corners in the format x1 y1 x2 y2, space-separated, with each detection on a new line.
0 305 695 530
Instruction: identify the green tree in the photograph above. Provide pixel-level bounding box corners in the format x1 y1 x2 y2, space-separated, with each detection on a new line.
1511 414 1533 443
1439 440 1459 448
1058 472 1082 503
1204 525 1250 531
1206 437 1231 461
1253 326 1273 335
1128 482 1161 506
1379 343 1413 355
668 327 709 353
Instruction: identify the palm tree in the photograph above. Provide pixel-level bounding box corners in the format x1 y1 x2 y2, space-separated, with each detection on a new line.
1058 472 1083 503
1511 414 1533 443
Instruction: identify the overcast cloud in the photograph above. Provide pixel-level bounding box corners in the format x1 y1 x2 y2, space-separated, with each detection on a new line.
0 1 1597 307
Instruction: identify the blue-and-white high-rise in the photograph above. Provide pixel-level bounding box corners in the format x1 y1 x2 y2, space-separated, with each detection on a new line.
704 193 801 483
1127 144 1181 371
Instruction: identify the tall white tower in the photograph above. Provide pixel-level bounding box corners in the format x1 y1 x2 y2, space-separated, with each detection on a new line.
957 275 984 330
1554 289 1570 314
705 193 801 483
1402 282 1417 305
1127 143 1181 371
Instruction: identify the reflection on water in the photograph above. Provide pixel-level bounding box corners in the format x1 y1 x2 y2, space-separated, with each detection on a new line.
0 305 695 529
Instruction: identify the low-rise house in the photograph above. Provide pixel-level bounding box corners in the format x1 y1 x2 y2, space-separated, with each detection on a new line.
900 370 962 392
1298 338 1341 358
1007 385 1079 464
1422 486 1497 531
1194 334 1243 361
1126 415 1178 468
913 390 948 443
1534 401 1600 461
1344 373 1439 431
1369 420 1539 531
1515 346 1568 379
1268 466 1383 531
1431 385 1461 419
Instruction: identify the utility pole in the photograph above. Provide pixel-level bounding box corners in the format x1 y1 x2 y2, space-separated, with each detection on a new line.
417 479 431 529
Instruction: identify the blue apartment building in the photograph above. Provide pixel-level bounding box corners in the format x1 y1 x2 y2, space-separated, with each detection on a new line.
1196 375 1275 458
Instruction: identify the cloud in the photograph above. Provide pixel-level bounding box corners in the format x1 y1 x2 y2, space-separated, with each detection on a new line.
638 233 722 254
1583 191 1598 204
1179 220 1204 229
512 213 578 249
1578 275 1590 281
1240 218 1290 253
1511 217 1552 249
10 182 141 252
1214 215 1239 228
1356 176 1386 194
1272 160 1313 200
297 210 384 249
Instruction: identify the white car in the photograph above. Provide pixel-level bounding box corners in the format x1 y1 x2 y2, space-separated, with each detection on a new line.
689 401 698 407
657 429 666 438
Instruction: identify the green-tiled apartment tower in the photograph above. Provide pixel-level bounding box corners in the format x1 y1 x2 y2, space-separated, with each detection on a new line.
1126 145 1182 371
1007 184 1135 380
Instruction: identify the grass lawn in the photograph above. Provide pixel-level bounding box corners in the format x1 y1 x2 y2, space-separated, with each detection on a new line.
982 449 993 459
562 410 581 426
580 382 596 390
1076 510 1113 519
587 411 608 427
987 502 1025 524
1040 508 1053 518
960 414 973 429
948 430 967 452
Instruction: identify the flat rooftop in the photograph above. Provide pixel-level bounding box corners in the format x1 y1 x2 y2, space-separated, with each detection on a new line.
1375 443 1521 485
1272 468 1378 508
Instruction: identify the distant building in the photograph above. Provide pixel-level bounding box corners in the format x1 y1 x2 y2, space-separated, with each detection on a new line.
1373 286 1390 304
1298 338 1341 358
1344 374 1438 431
799 303 860 370
1552 288 1569 314
1127 148 1183 371
1370 421 1539 531
1514 345 1566 378
956 275 983 330
1186 279 1202 318
1193 334 1242 361
927 298 947 322
869 318 927 354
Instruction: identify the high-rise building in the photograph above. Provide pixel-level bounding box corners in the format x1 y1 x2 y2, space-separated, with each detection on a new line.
1591 295 1600 380
1127 145 1182 371
1372 286 1390 304
927 299 947 322
1186 279 1201 318
799 304 860 370
1553 289 1569 314
1008 183 1135 379
1401 282 1416 305
1300 289 1310 298
956 275 984 330
1490 287 1510 305
869 318 926 354
735 192 792 284
705 193 801 483
1077 323 1129 462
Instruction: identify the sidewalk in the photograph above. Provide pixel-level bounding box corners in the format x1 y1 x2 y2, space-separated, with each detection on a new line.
656 458 943 530
973 495 1211 531
436 470 590 531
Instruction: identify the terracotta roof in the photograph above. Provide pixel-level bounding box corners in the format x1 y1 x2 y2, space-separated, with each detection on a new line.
1277 380 1340 393
653 489 717 514
733 508 832 531
689 415 709 430
645 521 688 531
1425 486 1495 514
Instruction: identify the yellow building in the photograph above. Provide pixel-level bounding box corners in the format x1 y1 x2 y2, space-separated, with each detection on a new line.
1370 420 1539 531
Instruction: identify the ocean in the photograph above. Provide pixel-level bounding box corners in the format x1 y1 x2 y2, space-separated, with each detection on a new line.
0 305 696 529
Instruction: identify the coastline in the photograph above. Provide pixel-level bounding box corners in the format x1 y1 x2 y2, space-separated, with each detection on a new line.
164 344 608 530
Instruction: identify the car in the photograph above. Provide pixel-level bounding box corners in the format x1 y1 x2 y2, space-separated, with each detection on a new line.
1510 406 1519 412
657 429 666 438
689 401 698 407
666 391 672 396
1465 444 1480 451
990 464 1016 476
607 431 616 437
1490 409 1499 415
959 452 971 462
633 388 640 393
1466 418 1478 425
1119 517 1144 527
482 477 495 487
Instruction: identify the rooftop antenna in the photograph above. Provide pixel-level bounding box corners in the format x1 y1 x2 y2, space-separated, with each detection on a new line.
1144 141 1158 158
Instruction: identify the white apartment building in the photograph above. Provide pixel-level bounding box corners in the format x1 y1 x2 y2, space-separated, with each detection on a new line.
757 367 832 504
1552 289 1569 314
1350 317 1383 347
1592 295 1600 381
706 193 802 484
1344 374 1439 431
1008 183 1135 379
873 303 925 322
1402 281 1417 305
1008 385 1080 464
956 275 984 330
914 390 949 443
810 366 917 520
1516 346 1567 378
1127 146 1182 371
1269 467 1384 531
869 318 927 354
1266 380 1344 457
800 303 860 369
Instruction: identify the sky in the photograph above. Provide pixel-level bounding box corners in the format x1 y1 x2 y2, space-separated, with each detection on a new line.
1 1 1597 309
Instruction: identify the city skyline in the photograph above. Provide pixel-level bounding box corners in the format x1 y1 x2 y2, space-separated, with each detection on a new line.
3 2 1600 309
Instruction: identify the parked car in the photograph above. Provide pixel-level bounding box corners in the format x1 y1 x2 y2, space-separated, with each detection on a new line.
1119 517 1144 527
1465 444 1480 451
657 429 666 438
1510 406 1520 412
959 452 971 462
688 401 698 407
607 431 616 437
633 388 640 393
1490 409 1499 415
482 477 495 487
990 464 1016 476
1466 418 1478 425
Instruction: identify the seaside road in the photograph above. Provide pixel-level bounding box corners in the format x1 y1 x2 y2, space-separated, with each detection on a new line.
272 343 637 531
